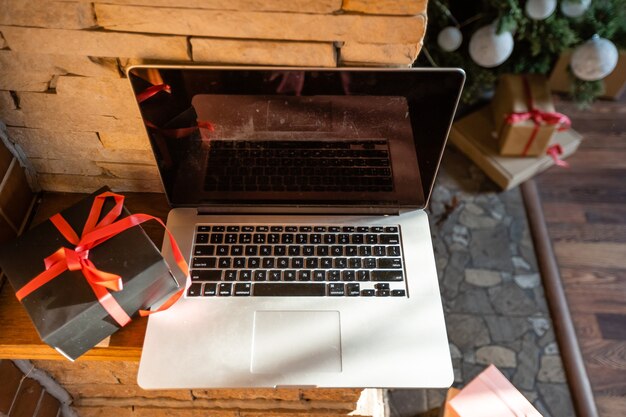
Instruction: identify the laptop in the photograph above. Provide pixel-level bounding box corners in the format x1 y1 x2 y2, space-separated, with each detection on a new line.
128 66 465 389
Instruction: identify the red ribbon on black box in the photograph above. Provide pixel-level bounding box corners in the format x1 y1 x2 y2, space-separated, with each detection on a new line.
503 76 572 156
15 191 188 327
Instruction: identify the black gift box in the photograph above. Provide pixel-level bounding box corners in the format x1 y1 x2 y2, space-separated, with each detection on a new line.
0 187 179 360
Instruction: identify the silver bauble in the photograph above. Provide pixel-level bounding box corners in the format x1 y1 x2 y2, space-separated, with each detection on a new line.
469 24 514 68
437 26 463 52
571 35 619 81
561 0 591 18
525 0 557 20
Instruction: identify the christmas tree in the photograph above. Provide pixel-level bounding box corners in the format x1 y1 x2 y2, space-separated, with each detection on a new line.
416 0 626 107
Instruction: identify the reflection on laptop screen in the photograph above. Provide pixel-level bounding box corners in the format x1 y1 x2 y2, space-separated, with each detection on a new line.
128 68 464 209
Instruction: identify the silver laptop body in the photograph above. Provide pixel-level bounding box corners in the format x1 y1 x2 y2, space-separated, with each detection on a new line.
129 66 465 389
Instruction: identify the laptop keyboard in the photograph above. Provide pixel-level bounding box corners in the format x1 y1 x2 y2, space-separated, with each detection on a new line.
187 224 407 297
204 140 393 193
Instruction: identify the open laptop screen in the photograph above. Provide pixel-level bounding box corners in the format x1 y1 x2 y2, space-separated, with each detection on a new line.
128 67 464 209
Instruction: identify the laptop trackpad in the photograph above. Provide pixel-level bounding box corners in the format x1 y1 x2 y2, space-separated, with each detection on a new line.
251 311 342 374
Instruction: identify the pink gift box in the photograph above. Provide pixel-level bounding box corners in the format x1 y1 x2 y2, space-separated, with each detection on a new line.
449 364 543 417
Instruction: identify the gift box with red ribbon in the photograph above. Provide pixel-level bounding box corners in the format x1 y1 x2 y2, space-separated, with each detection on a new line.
0 187 186 360
492 74 571 156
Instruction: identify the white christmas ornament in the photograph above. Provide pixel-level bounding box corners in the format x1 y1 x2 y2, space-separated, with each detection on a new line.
469 24 514 68
437 26 463 52
561 0 591 18
571 35 619 81
525 0 557 20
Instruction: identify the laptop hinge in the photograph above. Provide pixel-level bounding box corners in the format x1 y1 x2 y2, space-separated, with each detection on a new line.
195 206 404 216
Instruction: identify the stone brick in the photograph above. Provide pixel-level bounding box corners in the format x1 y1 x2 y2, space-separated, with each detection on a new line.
99 132 151 151
96 162 160 180
132 408 238 417
0 71 52 92
342 0 427 15
0 0 96 29
95 5 426 44
30 158 104 176
18 90 139 125
0 91 25 126
0 51 120 78
191 388 300 402
32 360 120 385
63 383 192 401
7 127 155 164
104 361 139 385
18 93 144 135
475 345 517 368
54 76 140 118
0 26 189 60
300 388 362 403
6 128 102 159
537 355 566 383
37 173 163 193
98 149 156 165
340 42 420 66
191 38 336 67
74 407 133 417
76 0 341 13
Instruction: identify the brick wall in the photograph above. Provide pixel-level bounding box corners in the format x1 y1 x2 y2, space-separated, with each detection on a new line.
31 360 376 417
0 0 427 193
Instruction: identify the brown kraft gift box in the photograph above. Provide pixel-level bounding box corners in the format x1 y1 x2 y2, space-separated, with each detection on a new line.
492 74 563 156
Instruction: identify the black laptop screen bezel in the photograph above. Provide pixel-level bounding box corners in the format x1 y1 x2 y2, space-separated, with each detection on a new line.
127 66 465 210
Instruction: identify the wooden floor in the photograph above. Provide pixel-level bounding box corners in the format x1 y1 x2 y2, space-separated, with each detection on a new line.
535 95 626 417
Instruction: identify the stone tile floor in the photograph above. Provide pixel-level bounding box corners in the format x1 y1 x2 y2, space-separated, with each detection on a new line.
388 148 575 417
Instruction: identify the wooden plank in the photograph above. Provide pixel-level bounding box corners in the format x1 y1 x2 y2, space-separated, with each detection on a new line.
0 160 34 231
555 242 626 269
541 202 586 223
585 364 626 395
581 340 626 370
596 395 626 417
560 267 626 286
0 360 23 414
552 149 626 170
571 313 603 341
94 4 426 44
597 313 626 341
537 180 626 205
0 142 12 179
565 287 626 315
546 223 626 243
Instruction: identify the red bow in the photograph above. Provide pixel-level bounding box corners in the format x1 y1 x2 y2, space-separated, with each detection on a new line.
137 83 171 103
503 77 571 156
15 192 188 327
546 144 570 168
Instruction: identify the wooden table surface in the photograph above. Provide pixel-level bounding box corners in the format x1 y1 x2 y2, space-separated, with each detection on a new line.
0 192 171 361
